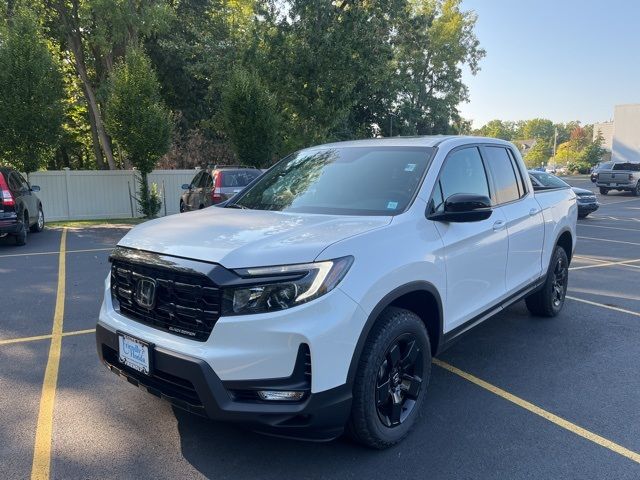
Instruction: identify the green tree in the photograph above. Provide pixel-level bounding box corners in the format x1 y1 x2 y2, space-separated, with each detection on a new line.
220 69 280 167
476 119 516 140
0 7 64 173
105 48 171 217
524 140 551 168
520 118 554 140
394 0 485 135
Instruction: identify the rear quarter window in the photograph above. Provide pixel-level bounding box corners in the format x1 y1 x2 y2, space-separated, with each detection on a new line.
221 170 261 188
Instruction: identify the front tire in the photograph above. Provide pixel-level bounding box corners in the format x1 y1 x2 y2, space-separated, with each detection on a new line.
599 187 608 195
633 182 640 197
348 307 431 449
525 246 569 317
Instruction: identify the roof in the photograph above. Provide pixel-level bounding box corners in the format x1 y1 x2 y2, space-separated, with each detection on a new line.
310 135 513 150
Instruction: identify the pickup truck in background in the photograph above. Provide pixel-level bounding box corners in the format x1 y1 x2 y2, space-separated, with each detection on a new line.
97 136 577 449
595 162 640 195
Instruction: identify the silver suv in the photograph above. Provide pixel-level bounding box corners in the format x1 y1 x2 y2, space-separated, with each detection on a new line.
180 166 262 212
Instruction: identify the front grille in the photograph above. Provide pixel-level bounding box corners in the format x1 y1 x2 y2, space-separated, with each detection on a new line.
111 259 221 341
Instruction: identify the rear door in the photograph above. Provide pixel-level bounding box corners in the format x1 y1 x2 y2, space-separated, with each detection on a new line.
8 172 33 222
482 146 544 293
430 146 509 331
186 172 203 210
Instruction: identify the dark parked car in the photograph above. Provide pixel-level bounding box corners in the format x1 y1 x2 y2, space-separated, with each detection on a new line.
180 166 262 212
590 161 614 183
529 170 599 218
0 167 44 245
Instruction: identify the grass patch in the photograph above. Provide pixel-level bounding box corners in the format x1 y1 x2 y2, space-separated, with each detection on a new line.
47 218 146 228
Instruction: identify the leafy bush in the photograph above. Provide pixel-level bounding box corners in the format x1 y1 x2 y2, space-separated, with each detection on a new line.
138 178 162 218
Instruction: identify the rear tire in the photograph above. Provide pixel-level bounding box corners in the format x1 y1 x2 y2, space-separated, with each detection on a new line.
599 187 608 195
633 182 640 197
30 206 44 232
348 307 431 449
179 200 185 213
14 213 28 246
525 246 569 317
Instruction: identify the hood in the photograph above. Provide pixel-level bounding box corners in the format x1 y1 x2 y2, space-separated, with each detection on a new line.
118 207 391 268
572 187 594 195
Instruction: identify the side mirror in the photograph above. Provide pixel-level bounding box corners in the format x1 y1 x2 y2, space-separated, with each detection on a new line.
428 193 492 223
181 184 191 190
31 185 40 192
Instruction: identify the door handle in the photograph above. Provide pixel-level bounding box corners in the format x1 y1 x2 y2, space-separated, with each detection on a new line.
529 208 540 216
493 220 506 231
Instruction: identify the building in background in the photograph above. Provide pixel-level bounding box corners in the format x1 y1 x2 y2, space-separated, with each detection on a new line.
594 104 640 163
593 121 614 151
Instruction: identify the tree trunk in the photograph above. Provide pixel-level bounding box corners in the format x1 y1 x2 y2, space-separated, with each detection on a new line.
54 0 117 170
82 81 106 169
67 33 117 170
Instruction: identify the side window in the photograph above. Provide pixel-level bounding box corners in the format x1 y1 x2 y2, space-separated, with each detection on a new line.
506 149 528 196
8 172 23 192
484 147 520 204
432 147 490 213
204 173 213 188
191 172 203 188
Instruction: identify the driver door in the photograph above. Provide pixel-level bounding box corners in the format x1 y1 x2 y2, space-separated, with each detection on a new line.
429 146 509 332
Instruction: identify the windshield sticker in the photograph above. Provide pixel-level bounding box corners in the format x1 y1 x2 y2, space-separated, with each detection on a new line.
387 201 399 210
405 163 416 172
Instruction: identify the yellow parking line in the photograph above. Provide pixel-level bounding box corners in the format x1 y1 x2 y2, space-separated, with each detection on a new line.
578 236 640 247
572 254 609 264
0 329 96 346
433 358 640 465
31 229 66 480
570 258 640 271
0 247 113 259
566 295 640 318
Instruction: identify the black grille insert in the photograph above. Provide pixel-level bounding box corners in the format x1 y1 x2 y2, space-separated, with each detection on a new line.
111 259 221 341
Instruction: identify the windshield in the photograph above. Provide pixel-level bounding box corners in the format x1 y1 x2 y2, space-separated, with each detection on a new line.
530 171 570 188
232 146 434 215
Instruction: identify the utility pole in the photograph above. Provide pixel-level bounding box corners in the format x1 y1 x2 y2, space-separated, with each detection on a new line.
552 127 558 166
389 112 397 137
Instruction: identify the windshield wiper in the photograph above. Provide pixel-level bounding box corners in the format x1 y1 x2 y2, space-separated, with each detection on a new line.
225 203 249 209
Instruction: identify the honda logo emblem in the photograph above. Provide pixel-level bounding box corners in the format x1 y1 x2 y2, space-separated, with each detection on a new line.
135 277 156 309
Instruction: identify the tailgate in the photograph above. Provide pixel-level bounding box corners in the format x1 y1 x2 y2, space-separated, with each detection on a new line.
598 171 631 184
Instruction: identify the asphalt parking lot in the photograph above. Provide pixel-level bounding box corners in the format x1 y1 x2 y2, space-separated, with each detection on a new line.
1 176 639 479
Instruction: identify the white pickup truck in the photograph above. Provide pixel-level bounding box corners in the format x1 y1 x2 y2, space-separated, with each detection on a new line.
97 136 577 448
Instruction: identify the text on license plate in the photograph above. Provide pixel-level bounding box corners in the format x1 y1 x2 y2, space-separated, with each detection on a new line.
118 333 151 375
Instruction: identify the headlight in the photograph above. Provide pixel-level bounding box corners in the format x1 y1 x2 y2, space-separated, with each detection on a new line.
221 256 353 315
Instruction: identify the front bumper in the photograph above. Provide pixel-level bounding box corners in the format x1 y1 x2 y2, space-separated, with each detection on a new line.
96 323 352 440
578 202 599 214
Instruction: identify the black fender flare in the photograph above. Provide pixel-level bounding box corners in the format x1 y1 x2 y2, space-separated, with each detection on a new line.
346 281 443 385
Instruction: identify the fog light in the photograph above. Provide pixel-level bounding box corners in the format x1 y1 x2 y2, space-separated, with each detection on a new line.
257 390 305 401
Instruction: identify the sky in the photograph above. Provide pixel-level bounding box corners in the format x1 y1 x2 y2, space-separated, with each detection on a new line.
459 0 640 128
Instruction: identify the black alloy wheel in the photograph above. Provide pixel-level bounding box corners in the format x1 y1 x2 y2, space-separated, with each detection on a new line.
375 334 424 427
551 255 568 309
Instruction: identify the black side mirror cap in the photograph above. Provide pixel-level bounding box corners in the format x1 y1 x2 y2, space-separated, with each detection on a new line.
181 184 191 190
30 185 40 192
428 193 493 223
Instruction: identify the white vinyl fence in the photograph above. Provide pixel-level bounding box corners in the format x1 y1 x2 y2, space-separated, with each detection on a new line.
27 169 199 221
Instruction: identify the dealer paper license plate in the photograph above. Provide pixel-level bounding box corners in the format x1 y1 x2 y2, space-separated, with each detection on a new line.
118 333 151 375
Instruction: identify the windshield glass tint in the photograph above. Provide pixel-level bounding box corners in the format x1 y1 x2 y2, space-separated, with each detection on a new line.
234 146 434 215
530 172 569 188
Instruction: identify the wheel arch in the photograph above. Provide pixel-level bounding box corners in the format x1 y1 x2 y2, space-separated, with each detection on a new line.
346 281 443 385
556 229 573 264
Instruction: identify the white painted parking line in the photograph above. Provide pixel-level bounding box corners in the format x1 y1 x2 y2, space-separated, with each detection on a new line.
577 224 640 233
567 296 640 318
570 258 640 271
577 236 640 247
